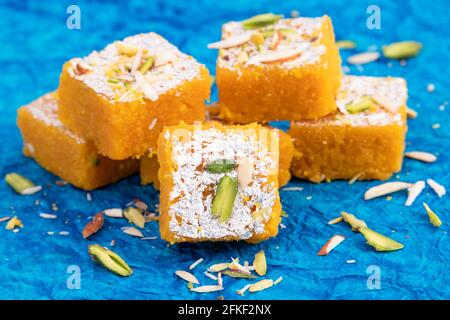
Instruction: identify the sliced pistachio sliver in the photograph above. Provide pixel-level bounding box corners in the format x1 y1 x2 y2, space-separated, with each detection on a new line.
250 31 265 46
211 176 238 223
336 40 357 49
242 13 282 29
123 207 146 228
423 203 442 227
5 173 36 194
222 270 257 279
207 263 230 272
88 244 133 276
5 216 23 230
359 227 404 252
206 159 236 173
253 250 267 276
345 96 375 114
341 212 368 231
382 41 422 59
115 41 140 56
139 56 155 74
249 279 274 292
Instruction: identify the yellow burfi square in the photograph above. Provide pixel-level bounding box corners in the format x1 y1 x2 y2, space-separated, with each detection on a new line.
140 122 294 188
17 93 139 190
212 15 341 123
158 122 282 243
289 75 408 183
58 33 211 160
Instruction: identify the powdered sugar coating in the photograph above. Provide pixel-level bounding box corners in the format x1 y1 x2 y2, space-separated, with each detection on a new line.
217 17 326 70
296 75 407 127
165 126 279 240
67 33 204 102
24 93 85 144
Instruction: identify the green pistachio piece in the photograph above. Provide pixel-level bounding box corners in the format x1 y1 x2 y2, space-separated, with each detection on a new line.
211 176 238 223
345 96 375 114
5 173 35 194
139 56 155 74
242 13 283 29
124 207 146 228
359 227 404 252
423 203 442 227
382 41 422 59
341 211 368 231
336 40 357 49
88 244 133 277
206 159 236 173
222 270 257 279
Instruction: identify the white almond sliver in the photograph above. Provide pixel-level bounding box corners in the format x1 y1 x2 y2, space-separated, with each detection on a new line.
405 151 437 163
364 182 412 200
273 276 283 285
347 51 380 65
207 33 251 49
256 47 304 63
103 208 123 218
131 48 144 74
317 235 346 256
122 227 144 238
237 157 254 188
39 213 58 219
0 216 11 223
21 185 42 195
207 263 229 272
204 272 218 281
135 71 158 101
249 279 274 293
406 107 418 119
190 285 223 293
405 181 425 206
175 270 199 284
236 284 251 296
189 258 204 270
427 179 446 198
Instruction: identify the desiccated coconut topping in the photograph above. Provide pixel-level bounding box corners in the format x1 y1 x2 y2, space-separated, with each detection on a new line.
164 125 279 240
67 33 204 103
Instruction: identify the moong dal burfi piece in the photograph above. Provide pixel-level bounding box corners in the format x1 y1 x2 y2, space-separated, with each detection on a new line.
289 76 408 183
58 33 211 160
210 14 341 123
17 93 139 190
140 123 294 188
157 122 282 243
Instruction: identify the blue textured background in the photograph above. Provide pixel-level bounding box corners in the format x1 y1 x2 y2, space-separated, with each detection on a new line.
0 0 449 300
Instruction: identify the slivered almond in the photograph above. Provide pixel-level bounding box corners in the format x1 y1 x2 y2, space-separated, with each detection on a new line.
189 258 204 270
348 172 364 185
405 151 437 163
253 250 267 276
229 260 251 275
256 47 303 63
175 270 199 284
217 272 223 287
103 208 123 218
273 276 283 285
190 285 223 293
82 212 104 239
21 185 42 195
317 235 345 256
347 51 380 65
328 216 343 225
364 182 412 200
249 279 274 293
406 107 418 119
0 216 11 223
427 179 446 198
237 284 251 296
204 272 218 281
134 71 158 101
208 263 230 272
133 199 148 211
131 48 144 74
39 213 57 219
207 33 251 49
405 181 425 206
237 157 254 188
122 227 144 238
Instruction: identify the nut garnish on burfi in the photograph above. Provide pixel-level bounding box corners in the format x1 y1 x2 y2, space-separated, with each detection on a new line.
157 122 282 243
67 33 203 102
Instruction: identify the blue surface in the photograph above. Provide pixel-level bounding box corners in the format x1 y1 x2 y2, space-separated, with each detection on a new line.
0 0 449 300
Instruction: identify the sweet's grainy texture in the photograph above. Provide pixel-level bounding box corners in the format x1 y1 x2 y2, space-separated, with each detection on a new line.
158 122 281 243
289 75 408 183
58 33 211 160
215 15 341 123
140 122 294 188
17 93 139 190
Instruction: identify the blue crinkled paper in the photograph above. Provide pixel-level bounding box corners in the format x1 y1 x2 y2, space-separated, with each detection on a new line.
0 0 449 300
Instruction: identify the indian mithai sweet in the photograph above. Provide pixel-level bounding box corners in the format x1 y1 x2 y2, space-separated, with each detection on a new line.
17 93 139 190
140 122 294 188
289 75 408 183
210 14 342 123
58 32 211 160
157 122 282 243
